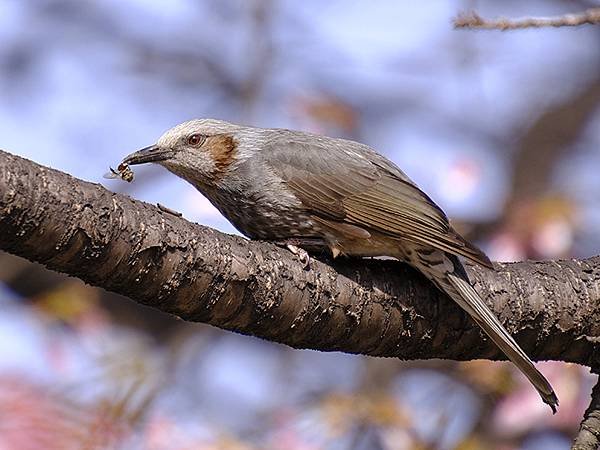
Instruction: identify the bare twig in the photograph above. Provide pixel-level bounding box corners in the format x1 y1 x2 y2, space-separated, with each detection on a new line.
454 8 600 30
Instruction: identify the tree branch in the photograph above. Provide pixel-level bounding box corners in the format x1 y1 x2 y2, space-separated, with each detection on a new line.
454 8 600 30
573 375 600 450
1 149 600 365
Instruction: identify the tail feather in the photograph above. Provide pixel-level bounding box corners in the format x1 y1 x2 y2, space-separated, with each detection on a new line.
410 249 558 412
447 272 558 412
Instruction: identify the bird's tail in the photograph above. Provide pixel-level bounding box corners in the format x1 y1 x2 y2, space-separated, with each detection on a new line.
410 249 559 412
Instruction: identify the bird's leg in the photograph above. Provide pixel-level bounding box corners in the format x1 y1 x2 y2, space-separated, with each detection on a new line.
285 244 311 269
271 238 326 269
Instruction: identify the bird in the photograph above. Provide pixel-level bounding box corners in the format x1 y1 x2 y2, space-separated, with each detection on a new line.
120 118 558 412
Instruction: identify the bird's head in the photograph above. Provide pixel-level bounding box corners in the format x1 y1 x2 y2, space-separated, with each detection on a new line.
122 119 243 186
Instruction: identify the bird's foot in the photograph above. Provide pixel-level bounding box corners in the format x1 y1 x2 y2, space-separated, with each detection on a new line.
271 238 325 270
285 244 311 269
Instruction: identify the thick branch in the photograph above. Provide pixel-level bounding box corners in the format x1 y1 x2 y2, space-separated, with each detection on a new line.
455 8 600 30
1 149 600 365
573 375 600 450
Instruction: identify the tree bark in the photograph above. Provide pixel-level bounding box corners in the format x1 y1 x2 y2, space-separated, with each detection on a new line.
1 149 600 367
573 376 600 450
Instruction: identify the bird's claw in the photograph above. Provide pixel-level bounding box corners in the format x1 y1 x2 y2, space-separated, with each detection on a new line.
285 244 310 269
271 238 324 269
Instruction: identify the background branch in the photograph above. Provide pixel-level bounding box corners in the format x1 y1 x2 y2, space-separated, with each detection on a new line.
455 8 600 30
1 149 600 366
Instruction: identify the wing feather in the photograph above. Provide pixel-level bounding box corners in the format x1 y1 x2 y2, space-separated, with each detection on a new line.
263 135 492 268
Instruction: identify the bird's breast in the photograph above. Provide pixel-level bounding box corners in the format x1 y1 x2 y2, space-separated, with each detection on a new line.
204 186 320 240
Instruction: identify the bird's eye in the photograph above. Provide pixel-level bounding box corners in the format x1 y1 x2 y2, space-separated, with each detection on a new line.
187 134 205 146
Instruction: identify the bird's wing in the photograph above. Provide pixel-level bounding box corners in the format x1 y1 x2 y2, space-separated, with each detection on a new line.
263 135 492 268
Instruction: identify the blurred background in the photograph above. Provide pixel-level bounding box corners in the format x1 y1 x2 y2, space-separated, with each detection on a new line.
0 0 599 448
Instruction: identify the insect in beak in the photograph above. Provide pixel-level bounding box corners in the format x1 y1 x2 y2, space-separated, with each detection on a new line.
103 162 134 182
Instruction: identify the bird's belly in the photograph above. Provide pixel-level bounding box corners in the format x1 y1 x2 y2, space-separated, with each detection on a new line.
215 199 319 240
202 190 404 258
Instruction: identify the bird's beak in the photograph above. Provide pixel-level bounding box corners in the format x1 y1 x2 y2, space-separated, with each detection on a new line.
121 145 175 166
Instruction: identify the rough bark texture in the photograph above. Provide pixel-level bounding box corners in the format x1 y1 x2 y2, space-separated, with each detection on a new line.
1 149 600 367
573 378 600 450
